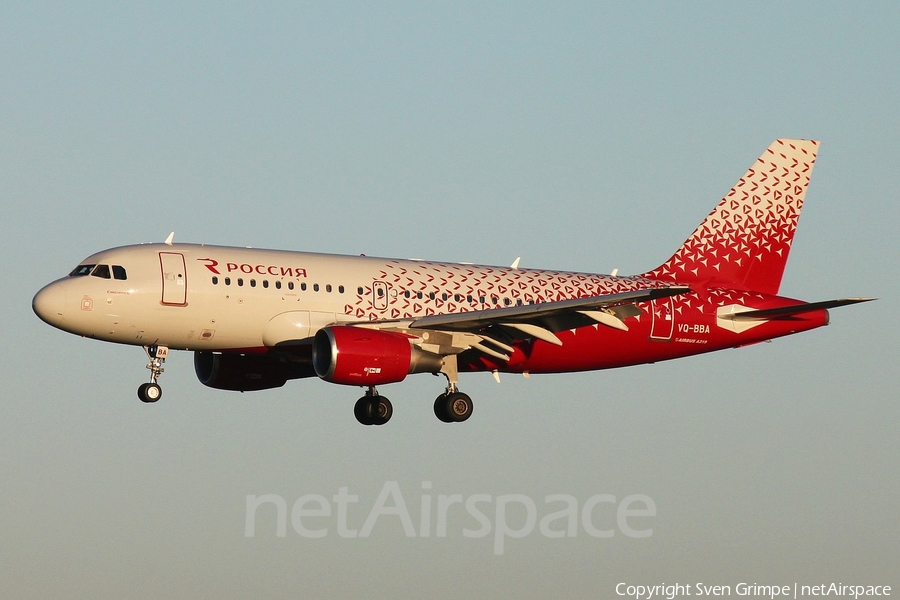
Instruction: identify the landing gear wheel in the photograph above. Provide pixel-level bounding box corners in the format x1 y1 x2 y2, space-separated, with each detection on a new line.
434 394 453 423
355 395 392 426
354 396 374 425
138 382 162 403
445 392 473 422
370 396 393 426
434 392 473 422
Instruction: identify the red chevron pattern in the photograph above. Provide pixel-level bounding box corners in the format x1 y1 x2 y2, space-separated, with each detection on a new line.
644 139 818 295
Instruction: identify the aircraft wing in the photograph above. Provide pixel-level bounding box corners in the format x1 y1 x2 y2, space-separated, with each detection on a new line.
381 285 691 358
338 285 690 362
410 286 689 333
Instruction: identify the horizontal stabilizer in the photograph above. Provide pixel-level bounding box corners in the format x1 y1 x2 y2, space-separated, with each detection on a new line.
727 298 875 321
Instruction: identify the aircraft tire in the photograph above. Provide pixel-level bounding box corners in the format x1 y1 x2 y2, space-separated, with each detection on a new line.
370 396 392 426
446 392 473 422
354 396 375 425
138 382 162 403
434 394 453 423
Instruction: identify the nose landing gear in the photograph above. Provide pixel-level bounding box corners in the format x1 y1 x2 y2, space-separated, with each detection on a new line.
138 345 168 403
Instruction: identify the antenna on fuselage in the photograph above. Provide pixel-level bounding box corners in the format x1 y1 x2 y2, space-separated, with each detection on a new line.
164 232 175 245
510 257 521 269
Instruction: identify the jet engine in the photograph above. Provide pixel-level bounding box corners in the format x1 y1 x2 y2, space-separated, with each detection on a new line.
312 326 443 386
194 351 314 392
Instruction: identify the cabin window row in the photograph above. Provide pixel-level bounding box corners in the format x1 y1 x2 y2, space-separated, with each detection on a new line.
378 286 531 307
210 276 537 306
211 277 344 294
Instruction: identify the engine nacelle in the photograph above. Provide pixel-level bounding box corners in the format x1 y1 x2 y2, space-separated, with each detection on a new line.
312 326 443 386
194 351 314 392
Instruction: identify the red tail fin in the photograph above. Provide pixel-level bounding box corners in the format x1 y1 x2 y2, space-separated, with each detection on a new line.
643 139 819 295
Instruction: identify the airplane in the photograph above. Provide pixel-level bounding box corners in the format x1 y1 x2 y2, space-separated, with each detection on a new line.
32 139 872 425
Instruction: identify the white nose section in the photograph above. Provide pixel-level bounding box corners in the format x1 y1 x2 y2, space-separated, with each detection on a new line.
33 283 67 328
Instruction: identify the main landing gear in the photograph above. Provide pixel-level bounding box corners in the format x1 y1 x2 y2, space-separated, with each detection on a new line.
351 356 474 426
433 389 474 423
350 386 473 426
433 354 472 423
354 387 393 426
138 345 168 403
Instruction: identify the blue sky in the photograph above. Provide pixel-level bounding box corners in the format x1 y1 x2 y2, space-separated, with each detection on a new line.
2 3 897 597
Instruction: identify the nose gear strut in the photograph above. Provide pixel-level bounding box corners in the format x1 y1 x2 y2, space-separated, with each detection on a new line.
138 345 168 403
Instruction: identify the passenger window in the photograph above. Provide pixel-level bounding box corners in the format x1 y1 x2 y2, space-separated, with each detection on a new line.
288 282 294 290
339 285 345 294
404 290 411 298
313 284 320 292
212 276 219 285
417 292 423 300
326 284 332 293
237 278 244 286
357 287 364 295
250 279 256 287
429 292 435 300
263 280 269 288
300 282 307 291
91 265 111 279
275 281 282 290
69 264 96 277
112 265 127 280
225 277 231 285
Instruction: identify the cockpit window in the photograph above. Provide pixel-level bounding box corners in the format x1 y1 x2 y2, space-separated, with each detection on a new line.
112 265 127 280
69 264 96 277
91 264 111 279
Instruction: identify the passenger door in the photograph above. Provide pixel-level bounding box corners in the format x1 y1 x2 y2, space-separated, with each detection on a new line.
159 252 187 305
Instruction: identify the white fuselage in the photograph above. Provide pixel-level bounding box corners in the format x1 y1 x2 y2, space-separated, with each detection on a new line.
34 242 645 353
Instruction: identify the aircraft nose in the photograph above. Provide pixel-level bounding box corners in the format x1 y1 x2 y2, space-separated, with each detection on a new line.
33 283 67 327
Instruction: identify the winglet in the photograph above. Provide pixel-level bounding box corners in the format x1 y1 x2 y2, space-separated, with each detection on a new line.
164 232 175 245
